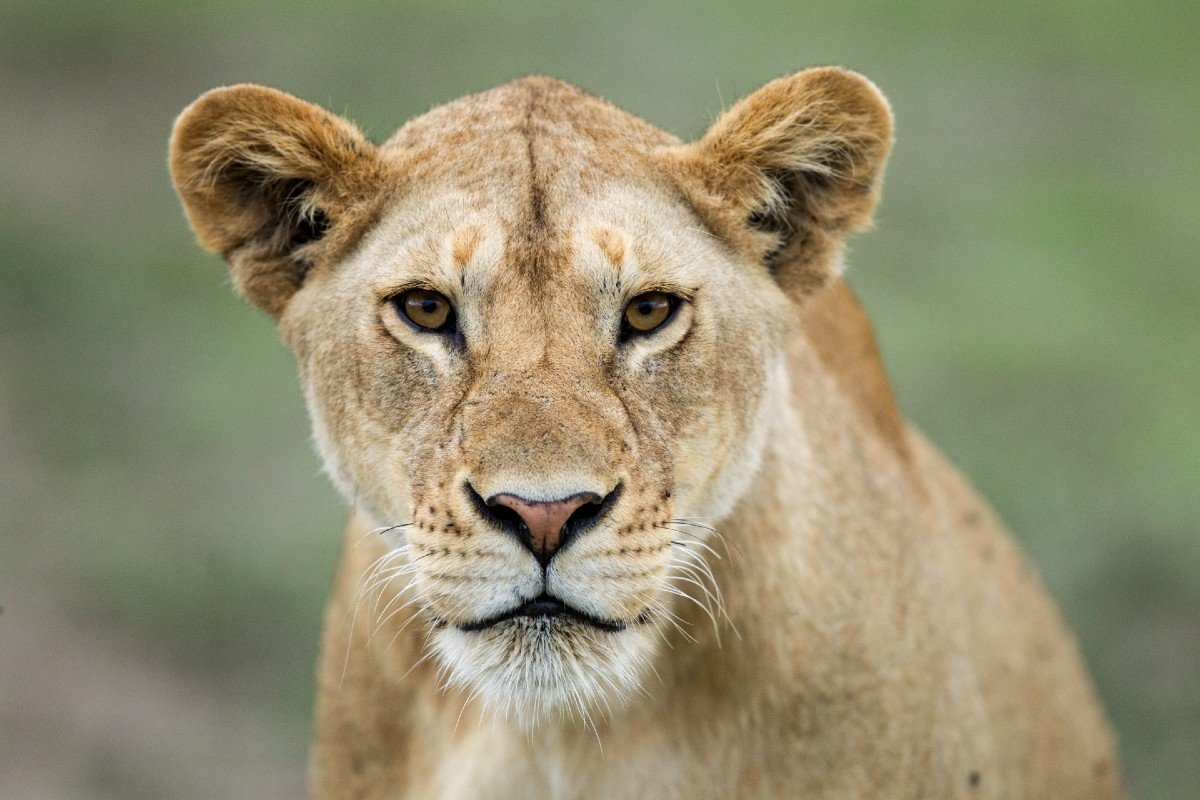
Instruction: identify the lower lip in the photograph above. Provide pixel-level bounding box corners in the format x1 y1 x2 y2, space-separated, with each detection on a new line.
519 599 570 618
459 600 626 632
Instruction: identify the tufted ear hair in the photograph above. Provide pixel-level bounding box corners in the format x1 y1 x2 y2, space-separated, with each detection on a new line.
666 67 894 300
170 84 388 316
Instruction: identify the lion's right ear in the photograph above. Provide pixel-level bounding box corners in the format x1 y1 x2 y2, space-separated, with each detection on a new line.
170 85 387 316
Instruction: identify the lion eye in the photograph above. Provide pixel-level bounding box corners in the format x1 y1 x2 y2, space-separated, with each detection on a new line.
396 288 454 332
623 292 676 334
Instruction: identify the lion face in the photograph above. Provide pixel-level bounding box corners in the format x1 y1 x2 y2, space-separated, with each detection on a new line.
171 73 891 721
287 181 789 717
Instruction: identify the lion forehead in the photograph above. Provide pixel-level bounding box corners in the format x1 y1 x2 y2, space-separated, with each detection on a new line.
374 77 680 225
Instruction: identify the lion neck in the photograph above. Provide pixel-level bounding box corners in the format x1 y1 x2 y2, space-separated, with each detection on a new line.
650 303 919 700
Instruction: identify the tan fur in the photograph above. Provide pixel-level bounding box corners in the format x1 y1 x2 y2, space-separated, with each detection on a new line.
170 69 1122 799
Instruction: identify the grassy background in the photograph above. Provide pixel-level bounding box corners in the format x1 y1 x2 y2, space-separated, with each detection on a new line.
1 1 1196 797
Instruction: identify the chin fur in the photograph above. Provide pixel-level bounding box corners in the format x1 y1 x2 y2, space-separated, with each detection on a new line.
430 616 657 728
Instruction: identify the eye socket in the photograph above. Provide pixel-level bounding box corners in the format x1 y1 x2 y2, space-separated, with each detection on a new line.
394 288 454 332
622 291 677 335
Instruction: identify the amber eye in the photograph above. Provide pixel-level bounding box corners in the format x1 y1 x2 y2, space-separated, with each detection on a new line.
623 291 676 334
396 288 454 332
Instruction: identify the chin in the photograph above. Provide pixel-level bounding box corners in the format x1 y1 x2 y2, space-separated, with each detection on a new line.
430 617 658 727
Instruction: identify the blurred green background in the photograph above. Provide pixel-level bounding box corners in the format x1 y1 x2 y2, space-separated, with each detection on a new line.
1 1 1196 797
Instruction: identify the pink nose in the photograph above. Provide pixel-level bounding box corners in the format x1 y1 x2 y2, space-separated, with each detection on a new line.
487 492 602 565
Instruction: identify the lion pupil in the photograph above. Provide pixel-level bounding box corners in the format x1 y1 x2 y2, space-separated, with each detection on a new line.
421 299 439 314
637 301 654 315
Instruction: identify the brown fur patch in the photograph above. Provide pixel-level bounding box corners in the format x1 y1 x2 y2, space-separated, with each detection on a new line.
451 224 482 266
593 226 626 267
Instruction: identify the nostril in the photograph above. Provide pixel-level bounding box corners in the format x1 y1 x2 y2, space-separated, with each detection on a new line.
564 496 605 527
465 483 526 533
575 482 622 531
483 495 528 530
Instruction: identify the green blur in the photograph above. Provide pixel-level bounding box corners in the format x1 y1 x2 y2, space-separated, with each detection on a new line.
0 2 1196 797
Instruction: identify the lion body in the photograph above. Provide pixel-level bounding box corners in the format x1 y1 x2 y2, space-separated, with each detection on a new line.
170 73 1122 799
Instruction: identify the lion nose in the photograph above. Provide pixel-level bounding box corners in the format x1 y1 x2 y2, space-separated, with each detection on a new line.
481 489 609 566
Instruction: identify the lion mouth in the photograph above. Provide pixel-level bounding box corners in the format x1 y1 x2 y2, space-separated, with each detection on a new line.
459 593 626 632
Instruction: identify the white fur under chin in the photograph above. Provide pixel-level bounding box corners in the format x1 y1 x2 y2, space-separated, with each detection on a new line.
431 618 658 729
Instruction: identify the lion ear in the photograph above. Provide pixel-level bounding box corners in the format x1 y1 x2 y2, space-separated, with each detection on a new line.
667 67 893 300
170 84 386 316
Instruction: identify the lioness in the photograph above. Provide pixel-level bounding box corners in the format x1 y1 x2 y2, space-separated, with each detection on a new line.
170 69 1122 798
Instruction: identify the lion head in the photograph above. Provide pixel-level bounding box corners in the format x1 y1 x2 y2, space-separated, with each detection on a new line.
170 69 892 722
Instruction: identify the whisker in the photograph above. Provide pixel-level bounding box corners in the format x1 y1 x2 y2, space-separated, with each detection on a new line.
395 640 438 683
665 534 722 561
668 542 741 641
669 566 722 617
669 518 743 558
647 595 699 644
663 575 721 640
369 580 423 646
356 523 413 546
672 547 724 607
340 547 408 686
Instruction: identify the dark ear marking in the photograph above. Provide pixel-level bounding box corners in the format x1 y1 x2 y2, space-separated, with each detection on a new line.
278 179 330 250
215 169 328 260
746 167 798 270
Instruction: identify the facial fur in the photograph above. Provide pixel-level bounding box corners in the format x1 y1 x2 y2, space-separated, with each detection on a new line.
170 72 892 723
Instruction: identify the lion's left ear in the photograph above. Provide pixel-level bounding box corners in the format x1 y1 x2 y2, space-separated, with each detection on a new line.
664 67 893 300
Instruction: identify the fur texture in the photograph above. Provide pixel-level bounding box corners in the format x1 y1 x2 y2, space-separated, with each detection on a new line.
170 69 1122 799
